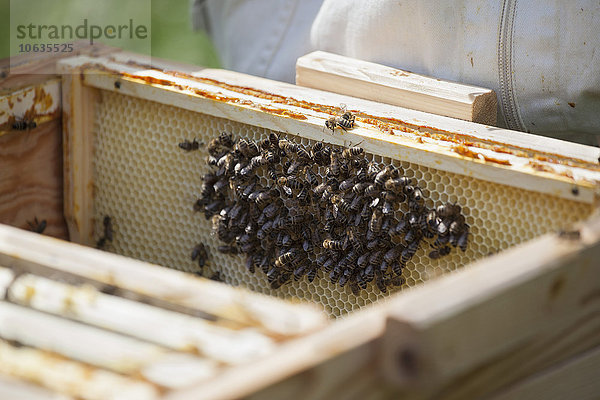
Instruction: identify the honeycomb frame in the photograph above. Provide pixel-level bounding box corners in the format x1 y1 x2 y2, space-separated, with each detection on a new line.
91 90 594 317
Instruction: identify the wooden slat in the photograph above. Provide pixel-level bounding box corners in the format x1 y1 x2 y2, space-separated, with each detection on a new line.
0 301 219 388
61 72 97 245
426 308 600 399
0 119 69 240
0 342 158 400
380 212 600 390
165 310 395 400
0 224 327 338
489 345 600 400
0 267 14 299
296 51 497 125
56 56 600 204
9 274 276 365
0 373 74 400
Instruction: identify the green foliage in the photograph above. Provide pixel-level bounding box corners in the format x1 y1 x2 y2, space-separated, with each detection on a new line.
0 0 220 68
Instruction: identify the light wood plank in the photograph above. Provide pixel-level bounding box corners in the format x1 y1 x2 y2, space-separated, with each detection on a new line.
61 72 97 245
0 301 219 388
0 342 158 400
56 56 600 203
0 224 327 338
296 51 497 125
9 274 276 365
0 119 69 240
489 345 600 400
0 373 74 400
0 267 14 299
425 308 600 399
380 213 600 390
166 310 395 400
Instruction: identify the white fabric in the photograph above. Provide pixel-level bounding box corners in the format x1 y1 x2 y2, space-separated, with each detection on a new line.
194 0 324 83
194 0 600 141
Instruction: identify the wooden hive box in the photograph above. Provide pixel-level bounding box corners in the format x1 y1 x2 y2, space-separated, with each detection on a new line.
0 49 599 400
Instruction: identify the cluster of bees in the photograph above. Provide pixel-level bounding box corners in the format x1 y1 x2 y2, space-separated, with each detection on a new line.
187 131 470 295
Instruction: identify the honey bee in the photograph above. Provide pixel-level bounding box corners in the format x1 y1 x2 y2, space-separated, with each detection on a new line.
401 241 419 265
209 271 223 282
323 238 347 250
191 243 209 267
384 177 411 192
357 253 369 268
342 146 364 159
96 216 114 249
331 195 352 213
557 229 581 240
369 210 383 233
27 217 47 234
324 105 356 133
428 245 451 259
339 178 356 192
218 244 239 254
384 245 403 263
178 138 201 151
278 176 303 189
12 116 37 131
457 228 469 252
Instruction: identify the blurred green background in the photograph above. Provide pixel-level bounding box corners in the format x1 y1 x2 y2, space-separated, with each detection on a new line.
0 0 221 68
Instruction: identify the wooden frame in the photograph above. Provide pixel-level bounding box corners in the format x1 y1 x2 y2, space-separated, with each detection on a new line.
296 51 498 125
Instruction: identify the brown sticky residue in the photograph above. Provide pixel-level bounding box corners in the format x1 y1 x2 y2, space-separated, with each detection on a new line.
559 169 574 179
79 61 600 172
568 102 576 108
33 85 55 112
482 155 511 166
452 144 512 166
528 161 556 173
390 70 410 77
454 144 479 158
258 106 307 120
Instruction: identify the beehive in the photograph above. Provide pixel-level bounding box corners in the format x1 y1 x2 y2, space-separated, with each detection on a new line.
90 90 593 318
55 54 598 318
1 50 600 399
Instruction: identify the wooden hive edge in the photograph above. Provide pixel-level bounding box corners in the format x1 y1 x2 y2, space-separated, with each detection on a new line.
56 55 600 205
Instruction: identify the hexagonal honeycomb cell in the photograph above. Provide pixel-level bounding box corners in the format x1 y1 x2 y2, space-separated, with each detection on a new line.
91 91 594 318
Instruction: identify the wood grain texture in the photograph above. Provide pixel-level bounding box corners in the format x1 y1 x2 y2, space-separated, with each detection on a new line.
488 345 600 400
0 224 327 338
380 212 600 394
0 120 68 239
0 78 61 133
60 73 97 245
0 373 74 400
296 51 497 125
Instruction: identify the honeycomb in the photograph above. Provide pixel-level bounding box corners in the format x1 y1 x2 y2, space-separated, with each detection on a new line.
92 90 594 317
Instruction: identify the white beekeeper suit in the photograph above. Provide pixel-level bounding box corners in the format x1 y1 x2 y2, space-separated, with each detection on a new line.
192 0 600 144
